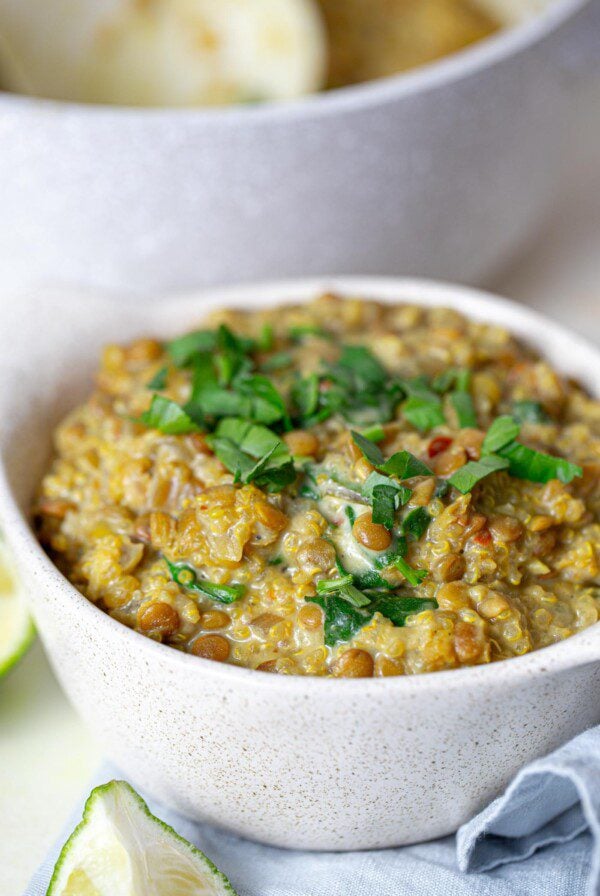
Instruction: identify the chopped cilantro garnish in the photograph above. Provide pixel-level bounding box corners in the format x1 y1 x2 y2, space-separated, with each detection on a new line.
258 323 274 352
166 330 217 367
371 484 400 528
288 325 330 341
448 454 510 493
498 442 582 484
403 396 445 433
359 424 386 442
401 507 431 541
480 415 582 485
139 395 200 435
291 373 320 422
362 471 411 505
206 418 296 493
165 558 245 604
512 401 551 424
450 391 478 429
146 366 168 391
351 432 433 479
260 351 293 372
345 505 356 527
481 415 521 455
432 368 471 394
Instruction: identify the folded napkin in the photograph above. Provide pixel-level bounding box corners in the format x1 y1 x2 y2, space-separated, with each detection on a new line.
26 726 600 896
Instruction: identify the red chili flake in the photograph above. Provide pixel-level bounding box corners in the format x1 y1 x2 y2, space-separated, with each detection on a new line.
473 529 493 547
428 436 453 458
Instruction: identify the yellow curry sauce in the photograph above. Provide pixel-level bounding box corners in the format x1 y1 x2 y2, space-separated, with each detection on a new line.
319 0 500 89
36 295 600 677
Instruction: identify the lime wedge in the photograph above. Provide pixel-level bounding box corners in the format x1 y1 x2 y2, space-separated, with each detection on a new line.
47 780 238 896
0 546 35 679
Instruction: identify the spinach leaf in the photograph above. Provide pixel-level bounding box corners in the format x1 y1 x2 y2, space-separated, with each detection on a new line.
165 559 245 604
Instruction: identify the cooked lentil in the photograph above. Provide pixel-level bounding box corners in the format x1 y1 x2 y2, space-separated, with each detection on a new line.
36 294 600 676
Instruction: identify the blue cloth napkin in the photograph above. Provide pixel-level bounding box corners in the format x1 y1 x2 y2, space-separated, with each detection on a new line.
25 726 600 896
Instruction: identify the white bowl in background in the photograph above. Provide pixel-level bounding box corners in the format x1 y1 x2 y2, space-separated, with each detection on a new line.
0 0 597 297
0 276 598 850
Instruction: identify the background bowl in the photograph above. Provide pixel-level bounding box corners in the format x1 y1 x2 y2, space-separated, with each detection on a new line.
0 276 598 850
0 0 597 297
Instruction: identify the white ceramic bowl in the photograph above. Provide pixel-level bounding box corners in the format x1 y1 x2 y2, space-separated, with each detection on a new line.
1 277 599 850
0 0 597 296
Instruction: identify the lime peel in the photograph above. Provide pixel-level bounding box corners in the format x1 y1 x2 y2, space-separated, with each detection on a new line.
47 780 238 896
0 549 35 679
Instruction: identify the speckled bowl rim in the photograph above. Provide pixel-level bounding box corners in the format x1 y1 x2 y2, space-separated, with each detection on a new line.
0 0 588 123
0 275 599 695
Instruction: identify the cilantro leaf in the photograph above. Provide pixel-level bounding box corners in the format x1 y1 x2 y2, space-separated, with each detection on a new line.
165 559 245 604
289 325 330 341
351 433 433 479
481 416 521 455
146 366 168 391
448 454 510 493
167 331 217 367
260 351 293 372
511 401 551 424
499 442 582 484
206 417 296 493
371 484 400 528
450 391 478 428
402 396 445 433
139 395 200 435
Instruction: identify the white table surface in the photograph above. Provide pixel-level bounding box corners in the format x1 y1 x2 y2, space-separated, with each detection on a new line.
1 77 599 896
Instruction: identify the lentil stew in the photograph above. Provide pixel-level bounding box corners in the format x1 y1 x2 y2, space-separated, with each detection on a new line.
36 294 600 677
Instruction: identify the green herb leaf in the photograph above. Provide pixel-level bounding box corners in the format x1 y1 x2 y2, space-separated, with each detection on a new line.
146 366 168 391
381 451 434 479
359 424 386 442
499 442 582 484
450 391 478 428
401 507 431 541
291 373 320 422
166 331 217 367
362 472 411 505
351 431 385 466
432 368 471 394
289 325 330 341
165 559 245 604
370 594 437 626
394 556 428 586
139 395 200 435
448 454 510 493
316 574 354 594
207 417 296 493
511 400 551 425
402 396 445 433
481 416 521 455
260 351 293 372
345 505 356 527
258 324 274 352
307 594 371 647
351 433 433 480
371 484 399 528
